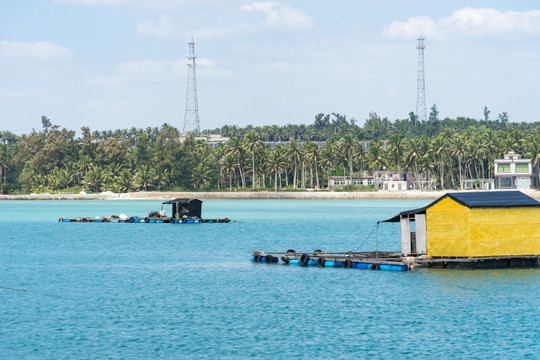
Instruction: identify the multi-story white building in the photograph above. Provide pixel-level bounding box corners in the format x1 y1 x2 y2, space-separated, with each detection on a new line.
494 152 538 189
329 170 435 191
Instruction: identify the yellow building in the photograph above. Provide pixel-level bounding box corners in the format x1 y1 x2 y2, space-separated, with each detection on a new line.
383 191 540 258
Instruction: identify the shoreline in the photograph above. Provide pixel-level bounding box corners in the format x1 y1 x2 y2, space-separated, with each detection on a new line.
1 189 539 201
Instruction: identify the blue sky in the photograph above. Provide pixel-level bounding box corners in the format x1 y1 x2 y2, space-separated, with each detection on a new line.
1 0 540 134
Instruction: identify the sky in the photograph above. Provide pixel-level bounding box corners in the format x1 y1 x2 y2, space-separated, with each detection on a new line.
1 0 540 134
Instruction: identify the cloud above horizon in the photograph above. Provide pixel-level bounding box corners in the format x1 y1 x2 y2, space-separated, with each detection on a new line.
136 16 181 38
384 7 540 39
0 40 72 61
241 1 314 30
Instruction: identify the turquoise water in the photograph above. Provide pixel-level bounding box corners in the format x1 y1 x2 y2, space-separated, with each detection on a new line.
1 200 539 359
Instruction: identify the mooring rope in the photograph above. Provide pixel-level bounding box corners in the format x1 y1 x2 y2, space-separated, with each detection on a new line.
350 222 379 253
0 286 27 292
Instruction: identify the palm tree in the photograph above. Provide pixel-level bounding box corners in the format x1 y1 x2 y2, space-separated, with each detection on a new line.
191 163 210 189
525 129 540 187
304 141 320 189
135 164 155 191
388 134 405 171
116 169 134 193
450 134 468 189
367 140 387 171
225 137 246 188
265 148 284 192
243 130 262 189
430 135 447 189
83 164 103 192
286 139 302 189
339 134 357 179
404 138 422 189
319 141 336 189
220 154 237 190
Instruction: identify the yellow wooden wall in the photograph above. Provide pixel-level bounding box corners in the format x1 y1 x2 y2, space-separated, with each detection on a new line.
426 197 470 257
468 207 540 256
426 196 540 257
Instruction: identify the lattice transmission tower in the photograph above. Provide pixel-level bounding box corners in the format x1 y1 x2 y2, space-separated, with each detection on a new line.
183 37 200 135
415 35 427 123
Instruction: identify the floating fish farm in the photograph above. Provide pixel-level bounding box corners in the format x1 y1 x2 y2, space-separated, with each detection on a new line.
251 250 411 271
59 198 231 224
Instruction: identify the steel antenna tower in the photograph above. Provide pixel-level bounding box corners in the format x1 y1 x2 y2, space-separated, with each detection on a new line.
183 36 200 135
416 35 427 123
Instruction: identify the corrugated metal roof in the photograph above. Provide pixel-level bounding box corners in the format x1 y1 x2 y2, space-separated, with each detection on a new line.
448 191 539 208
380 191 539 223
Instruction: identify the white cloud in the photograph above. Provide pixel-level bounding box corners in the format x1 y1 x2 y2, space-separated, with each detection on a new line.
136 16 181 38
383 7 540 40
0 40 72 61
241 1 313 30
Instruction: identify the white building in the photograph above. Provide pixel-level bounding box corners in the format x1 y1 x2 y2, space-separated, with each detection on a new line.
494 152 538 189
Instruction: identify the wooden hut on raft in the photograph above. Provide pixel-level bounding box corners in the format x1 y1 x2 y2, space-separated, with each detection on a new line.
381 191 540 267
161 198 202 219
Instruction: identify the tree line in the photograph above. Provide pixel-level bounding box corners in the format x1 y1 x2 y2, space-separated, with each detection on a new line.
1 108 539 194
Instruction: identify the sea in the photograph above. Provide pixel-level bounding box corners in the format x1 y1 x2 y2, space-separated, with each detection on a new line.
1 199 539 359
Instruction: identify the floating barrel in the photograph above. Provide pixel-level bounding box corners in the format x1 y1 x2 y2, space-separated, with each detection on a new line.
61 219 72 222
354 262 368 269
289 259 301 265
323 261 343 267
307 259 318 266
393 265 408 271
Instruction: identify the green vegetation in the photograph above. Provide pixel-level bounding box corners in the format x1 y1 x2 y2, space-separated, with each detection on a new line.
1 109 539 194
334 185 377 192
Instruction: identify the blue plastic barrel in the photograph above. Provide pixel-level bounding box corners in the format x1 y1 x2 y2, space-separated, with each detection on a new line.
355 263 368 269
308 259 318 266
379 264 391 271
289 259 300 265
390 265 408 271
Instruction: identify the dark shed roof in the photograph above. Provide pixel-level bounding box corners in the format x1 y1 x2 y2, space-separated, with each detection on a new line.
162 198 202 205
381 191 540 223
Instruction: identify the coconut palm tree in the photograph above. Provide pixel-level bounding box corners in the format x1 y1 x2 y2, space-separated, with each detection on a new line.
225 137 246 188
286 139 302 189
450 134 468 189
339 134 358 179
367 140 387 171
304 141 321 189
243 130 262 189
83 164 103 192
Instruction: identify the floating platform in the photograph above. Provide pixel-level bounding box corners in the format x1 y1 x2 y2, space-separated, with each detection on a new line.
59 198 231 224
250 250 540 271
250 250 411 271
59 216 231 224
415 255 540 269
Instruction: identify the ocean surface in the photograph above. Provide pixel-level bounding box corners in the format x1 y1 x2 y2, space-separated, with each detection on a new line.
1 199 539 359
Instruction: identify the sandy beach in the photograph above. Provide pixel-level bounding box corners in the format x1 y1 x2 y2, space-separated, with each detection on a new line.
1 189 539 200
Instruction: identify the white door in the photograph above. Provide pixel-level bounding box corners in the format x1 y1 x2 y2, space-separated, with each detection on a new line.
516 177 531 189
